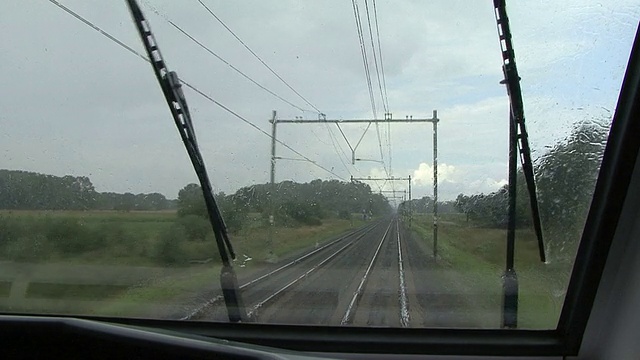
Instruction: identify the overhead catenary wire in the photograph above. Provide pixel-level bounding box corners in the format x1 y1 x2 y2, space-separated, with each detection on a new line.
325 124 356 176
365 0 391 177
375 122 389 176
372 0 389 112
196 0 322 115
47 0 344 181
364 0 387 114
138 1 311 112
351 0 392 179
165 19 311 113
192 1 363 180
351 0 377 120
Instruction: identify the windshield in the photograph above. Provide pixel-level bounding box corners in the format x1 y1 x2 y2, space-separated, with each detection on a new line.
1 0 638 329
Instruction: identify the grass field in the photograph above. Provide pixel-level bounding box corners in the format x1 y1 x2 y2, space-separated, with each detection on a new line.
410 213 577 329
1 209 577 327
0 209 365 318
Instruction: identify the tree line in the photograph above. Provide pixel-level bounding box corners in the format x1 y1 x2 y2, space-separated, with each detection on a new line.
450 121 607 232
0 170 176 211
397 196 458 215
177 179 392 233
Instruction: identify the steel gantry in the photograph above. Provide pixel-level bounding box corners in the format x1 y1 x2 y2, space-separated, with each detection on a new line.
268 110 439 258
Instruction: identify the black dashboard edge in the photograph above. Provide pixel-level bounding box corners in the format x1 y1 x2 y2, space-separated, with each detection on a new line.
0 314 562 357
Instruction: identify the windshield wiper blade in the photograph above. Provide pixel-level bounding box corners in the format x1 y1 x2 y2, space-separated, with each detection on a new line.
125 0 247 323
493 0 546 329
494 0 546 263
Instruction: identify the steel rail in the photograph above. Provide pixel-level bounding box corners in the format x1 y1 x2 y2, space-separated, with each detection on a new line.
341 219 393 325
248 222 383 319
182 221 382 320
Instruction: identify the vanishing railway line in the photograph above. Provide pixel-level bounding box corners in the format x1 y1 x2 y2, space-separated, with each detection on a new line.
187 216 426 327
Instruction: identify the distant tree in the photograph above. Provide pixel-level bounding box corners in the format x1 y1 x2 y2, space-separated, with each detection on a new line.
177 183 207 218
0 170 97 210
176 183 247 234
455 194 471 222
535 121 609 262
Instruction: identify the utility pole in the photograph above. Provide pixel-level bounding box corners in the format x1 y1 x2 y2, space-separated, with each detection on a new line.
268 110 277 261
408 175 412 228
433 110 439 259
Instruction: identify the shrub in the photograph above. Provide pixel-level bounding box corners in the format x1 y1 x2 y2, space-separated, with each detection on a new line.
0 216 23 249
177 215 212 241
282 201 323 226
98 223 135 246
338 210 352 220
155 224 187 265
221 207 247 234
4 234 52 262
46 218 103 254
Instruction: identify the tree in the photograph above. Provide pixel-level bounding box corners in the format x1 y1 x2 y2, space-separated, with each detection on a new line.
0 170 98 210
177 183 247 234
177 183 207 218
535 121 609 261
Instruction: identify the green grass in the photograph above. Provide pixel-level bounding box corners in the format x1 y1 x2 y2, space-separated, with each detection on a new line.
232 218 365 262
411 213 573 329
0 210 368 318
0 281 11 298
26 283 129 300
96 266 219 318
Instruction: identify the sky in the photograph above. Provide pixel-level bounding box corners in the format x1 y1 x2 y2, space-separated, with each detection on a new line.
1 0 638 202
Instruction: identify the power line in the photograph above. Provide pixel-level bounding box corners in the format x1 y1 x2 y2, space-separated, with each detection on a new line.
308 122 354 176
351 0 377 120
374 122 389 176
196 0 322 114
372 0 390 112
165 19 310 113
364 0 387 114
351 0 390 177
137 1 311 112
47 0 344 181
325 124 355 176
187 82 349 180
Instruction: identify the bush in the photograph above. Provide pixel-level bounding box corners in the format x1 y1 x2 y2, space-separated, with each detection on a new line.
98 223 135 246
177 215 212 241
4 234 52 262
155 224 187 265
338 210 352 220
46 218 103 254
221 207 247 234
0 216 24 250
282 201 323 226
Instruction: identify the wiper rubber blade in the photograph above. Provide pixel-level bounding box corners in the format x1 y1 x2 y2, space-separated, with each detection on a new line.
125 0 247 323
494 0 546 263
493 0 546 329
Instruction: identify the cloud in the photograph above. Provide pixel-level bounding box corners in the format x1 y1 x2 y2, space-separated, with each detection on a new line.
1 0 634 200
412 162 457 187
469 178 508 194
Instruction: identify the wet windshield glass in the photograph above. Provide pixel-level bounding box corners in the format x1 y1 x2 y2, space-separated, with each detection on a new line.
1 0 638 329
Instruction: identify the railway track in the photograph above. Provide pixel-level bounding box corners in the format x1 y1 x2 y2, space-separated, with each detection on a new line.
184 219 383 321
190 216 416 327
185 216 501 328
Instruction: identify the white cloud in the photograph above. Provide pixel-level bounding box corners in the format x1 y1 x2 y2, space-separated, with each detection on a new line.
412 162 457 187
0 0 633 200
469 178 508 194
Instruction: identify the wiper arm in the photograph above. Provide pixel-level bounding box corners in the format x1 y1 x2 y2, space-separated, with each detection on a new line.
493 0 546 329
494 0 546 263
125 0 247 323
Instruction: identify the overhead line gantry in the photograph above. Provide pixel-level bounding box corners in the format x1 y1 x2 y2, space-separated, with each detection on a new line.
268 110 439 258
